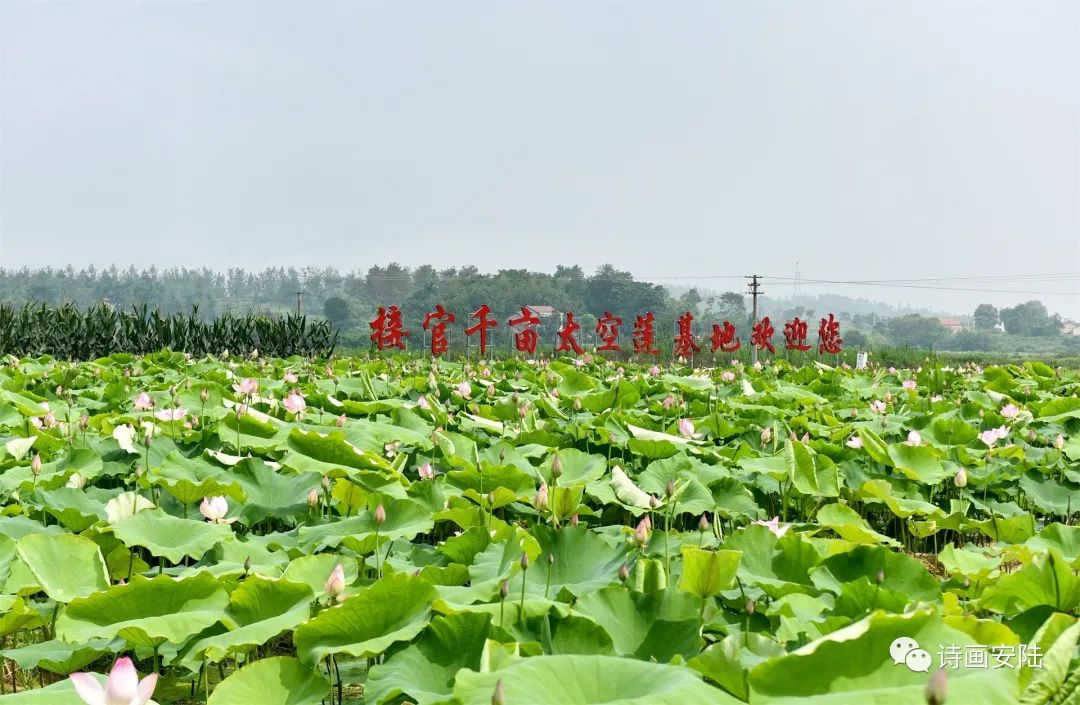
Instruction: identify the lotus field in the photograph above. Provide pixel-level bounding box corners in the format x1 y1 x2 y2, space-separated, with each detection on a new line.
0 352 1078 705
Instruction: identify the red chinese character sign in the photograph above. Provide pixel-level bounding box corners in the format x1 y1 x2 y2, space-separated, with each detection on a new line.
673 312 700 357
556 312 584 354
508 307 541 354
710 321 741 353
465 304 497 355
633 312 660 355
596 312 622 352
370 306 409 350
422 305 455 356
783 317 812 352
818 313 843 354
751 316 776 354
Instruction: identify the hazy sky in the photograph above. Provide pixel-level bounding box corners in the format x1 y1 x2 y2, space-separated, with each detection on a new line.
1 1 1078 317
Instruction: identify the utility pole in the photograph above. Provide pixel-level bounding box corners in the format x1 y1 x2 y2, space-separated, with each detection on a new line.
293 291 305 316
746 275 763 364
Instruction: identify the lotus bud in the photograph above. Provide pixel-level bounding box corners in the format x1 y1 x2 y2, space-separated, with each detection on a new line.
925 668 947 705
520 553 529 571
324 563 346 602
760 427 772 443
499 449 506 462
535 482 549 512
953 468 968 488
699 514 710 532
618 564 630 582
307 488 320 507
745 599 755 615
570 514 580 527
336 413 347 427
499 579 509 599
79 414 89 431
322 475 331 491
547 552 554 566
665 479 676 499
551 454 563 478
662 394 676 410
633 517 650 547
649 495 661 510
243 556 252 574
1055 434 1065 449
801 432 809 443
518 404 529 419
200 388 210 403
30 453 43 476
143 431 153 448
236 403 248 418
492 679 505 705
573 398 582 412
419 462 434 480
374 504 386 526
962 576 970 589
875 569 886 585
487 491 495 507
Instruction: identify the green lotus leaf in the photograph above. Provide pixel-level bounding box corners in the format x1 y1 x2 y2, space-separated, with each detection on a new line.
979 549 1080 615
451 654 741 704
297 499 434 553
229 458 322 526
0 638 115 675
56 571 229 648
110 508 234 564
15 533 109 603
294 573 436 664
689 632 786 700
574 586 702 661
206 656 328 705
678 547 741 598
817 503 900 547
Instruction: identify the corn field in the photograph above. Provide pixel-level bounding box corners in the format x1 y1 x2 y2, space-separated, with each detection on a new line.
0 303 338 359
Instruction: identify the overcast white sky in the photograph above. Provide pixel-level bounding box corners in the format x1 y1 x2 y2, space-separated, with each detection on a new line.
1 1 1078 317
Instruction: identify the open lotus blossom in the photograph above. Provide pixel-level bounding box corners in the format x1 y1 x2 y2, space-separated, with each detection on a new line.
283 392 306 415
721 370 736 382
752 516 790 538
678 418 696 438
905 431 921 446
417 396 431 410
418 462 435 480
931 395 944 403
283 371 298 383
133 392 154 410
70 656 158 705
1000 403 1020 419
199 496 236 524
888 367 897 374
869 400 887 414
67 472 86 489
902 380 917 390
846 436 863 449
232 378 258 396
153 407 186 422
455 381 472 398
649 365 661 376
324 563 346 602
979 426 1009 447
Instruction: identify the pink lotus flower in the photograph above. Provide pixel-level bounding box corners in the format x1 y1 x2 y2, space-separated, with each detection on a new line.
905 431 921 446
633 517 650 547
535 482 549 512
283 392 306 415
869 400 887 414
1000 403 1020 419
573 358 586 367
752 516 790 538
847 436 863 449
760 427 772 444
232 378 258 396
199 496 236 524
70 656 158 705
649 365 661 376
153 407 186 423
1055 435 1065 450
324 563 346 602
455 381 472 398
678 418 695 438
417 396 431 410
902 380 917 391
979 426 1008 447
721 371 736 382
284 371 299 384
888 367 897 374
133 392 154 411
418 462 434 480
662 394 676 410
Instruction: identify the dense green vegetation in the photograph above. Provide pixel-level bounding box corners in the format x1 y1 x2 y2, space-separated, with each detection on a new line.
0 353 1076 704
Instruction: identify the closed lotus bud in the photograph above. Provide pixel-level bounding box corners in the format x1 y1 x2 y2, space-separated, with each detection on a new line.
487 491 495 507
30 454 43 476
374 504 386 525
570 514 580 526
419 462 434 480
962 576 970 589
535 482 549 511
321 475 331 491
649 495 661 509
492 678 505 705
665 479 676 499
552 454 563 477
573 398 582 411
634 517 650 546
953 468 968 488
307 488 320 507
925 668 947 705
336 413 347 427
801 432 809 443
200 388 210 402
236 403 248 418
618 564 630 582
745 599 755 615
547 552 554 566
520 553 530 570
324 563 346 602
500 579 509 599
760 427 772 443
875 569 886 585
1055 434 1065 450
699 514 710 532
518 404 528 419
143 432 153 448
662 394 676 410
243 556 252 574
79 414 89 430
499 449 506 462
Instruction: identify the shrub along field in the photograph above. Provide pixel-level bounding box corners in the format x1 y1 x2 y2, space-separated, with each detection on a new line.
0 352 1076 704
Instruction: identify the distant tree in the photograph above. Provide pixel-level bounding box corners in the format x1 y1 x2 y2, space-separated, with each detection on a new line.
844 329 869 349
714 292 747 325
999 300 1060 337
323 296 351 329
973 304 999 331
948 330 994 351
887 314 949 349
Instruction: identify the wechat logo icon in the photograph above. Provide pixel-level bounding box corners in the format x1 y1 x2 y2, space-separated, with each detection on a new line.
890 637 932 673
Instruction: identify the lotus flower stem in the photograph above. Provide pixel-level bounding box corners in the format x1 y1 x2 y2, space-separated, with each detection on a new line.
333 655 342 704
374 526 381 579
